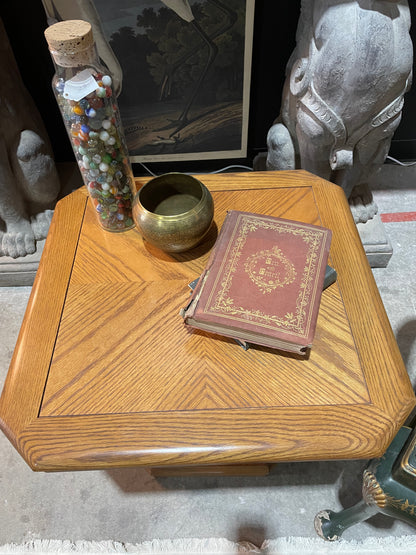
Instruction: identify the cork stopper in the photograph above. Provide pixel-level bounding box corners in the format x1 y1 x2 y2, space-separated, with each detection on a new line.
44 20 95 67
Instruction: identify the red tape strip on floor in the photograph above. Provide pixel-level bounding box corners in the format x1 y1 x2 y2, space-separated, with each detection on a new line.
380 212 416 223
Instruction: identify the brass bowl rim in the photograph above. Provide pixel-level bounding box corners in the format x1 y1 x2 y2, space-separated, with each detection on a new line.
134 173 210 220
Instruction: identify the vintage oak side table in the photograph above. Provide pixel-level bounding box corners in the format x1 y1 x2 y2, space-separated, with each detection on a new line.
0 170 414 473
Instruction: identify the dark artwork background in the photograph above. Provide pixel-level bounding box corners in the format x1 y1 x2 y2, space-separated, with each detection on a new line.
1 1 416 175
92 0 252 162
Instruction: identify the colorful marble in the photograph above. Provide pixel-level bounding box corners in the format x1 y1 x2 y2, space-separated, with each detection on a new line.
53 67 135 232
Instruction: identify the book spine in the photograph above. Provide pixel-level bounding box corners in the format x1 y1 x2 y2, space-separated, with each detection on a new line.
180 269 210 319
181 211 234 320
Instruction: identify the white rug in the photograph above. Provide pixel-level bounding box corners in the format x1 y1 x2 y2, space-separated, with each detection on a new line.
1 536 416 554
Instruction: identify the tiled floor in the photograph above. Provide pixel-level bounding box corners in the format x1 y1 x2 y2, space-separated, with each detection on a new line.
0 165 415 547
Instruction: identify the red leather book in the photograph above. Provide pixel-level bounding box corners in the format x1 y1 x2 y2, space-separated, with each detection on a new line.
181 210 332 354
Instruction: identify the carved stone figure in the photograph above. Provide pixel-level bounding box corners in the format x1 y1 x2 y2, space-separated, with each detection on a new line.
0 18 60 258
266 0 413 223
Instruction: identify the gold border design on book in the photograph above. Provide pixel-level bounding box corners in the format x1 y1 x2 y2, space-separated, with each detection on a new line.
205 214 328 338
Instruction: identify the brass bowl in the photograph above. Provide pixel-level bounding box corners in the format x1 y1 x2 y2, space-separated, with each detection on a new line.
132 173 214 253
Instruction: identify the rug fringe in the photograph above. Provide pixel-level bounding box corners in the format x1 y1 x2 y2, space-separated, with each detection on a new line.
0 538 258 554
1 536 416 554
262 535 416 554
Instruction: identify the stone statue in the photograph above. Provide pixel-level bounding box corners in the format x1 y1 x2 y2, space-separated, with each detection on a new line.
266 0 413 223
0 18 60 259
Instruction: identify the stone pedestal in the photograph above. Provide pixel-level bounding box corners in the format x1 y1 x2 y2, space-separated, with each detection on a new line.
357 215 393 268
0 241 45 286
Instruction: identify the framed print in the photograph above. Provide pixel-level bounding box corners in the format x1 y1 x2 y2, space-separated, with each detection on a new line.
93 0 255 163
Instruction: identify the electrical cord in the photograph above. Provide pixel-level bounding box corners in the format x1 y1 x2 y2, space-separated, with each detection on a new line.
138 163 158 177
210 164 254 174
138 156 416 178
138 162 253 177
386 155 416 167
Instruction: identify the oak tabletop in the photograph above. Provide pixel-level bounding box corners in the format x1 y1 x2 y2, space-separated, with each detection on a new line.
1 170 414 471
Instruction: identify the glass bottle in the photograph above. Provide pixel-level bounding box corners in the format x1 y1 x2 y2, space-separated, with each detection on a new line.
44 20 135 232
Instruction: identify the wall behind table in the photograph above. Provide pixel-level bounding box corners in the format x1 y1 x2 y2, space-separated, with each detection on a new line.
1 1 415 172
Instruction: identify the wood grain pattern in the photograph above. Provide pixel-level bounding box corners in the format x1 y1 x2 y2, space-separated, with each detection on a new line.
0 170 414 471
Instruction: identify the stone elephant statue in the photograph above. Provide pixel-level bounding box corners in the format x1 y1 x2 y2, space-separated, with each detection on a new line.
266 0 413 223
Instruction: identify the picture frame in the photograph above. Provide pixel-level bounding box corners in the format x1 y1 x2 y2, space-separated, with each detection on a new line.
93 0 255 164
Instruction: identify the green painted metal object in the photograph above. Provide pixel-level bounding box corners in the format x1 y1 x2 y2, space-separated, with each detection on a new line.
315 426 416 540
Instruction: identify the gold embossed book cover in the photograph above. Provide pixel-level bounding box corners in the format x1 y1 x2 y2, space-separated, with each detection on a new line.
181 210 332 354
